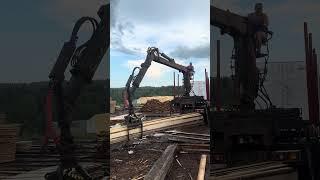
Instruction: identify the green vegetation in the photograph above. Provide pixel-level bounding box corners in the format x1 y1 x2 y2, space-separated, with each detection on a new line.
0 80 107 138
110 77 235 106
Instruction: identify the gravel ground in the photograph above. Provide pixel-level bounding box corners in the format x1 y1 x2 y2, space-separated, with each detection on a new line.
110 124 209 179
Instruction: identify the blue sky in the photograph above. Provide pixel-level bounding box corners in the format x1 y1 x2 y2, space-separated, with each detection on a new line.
0 0 107 83
110 0 210 88
212 0 320 76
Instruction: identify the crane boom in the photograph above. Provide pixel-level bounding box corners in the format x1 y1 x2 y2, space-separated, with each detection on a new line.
124 47 195 125
45 4 109 180
211 6 248 36
128 47 193 96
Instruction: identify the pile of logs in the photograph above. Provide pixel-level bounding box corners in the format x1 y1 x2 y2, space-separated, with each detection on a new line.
141 99 172 113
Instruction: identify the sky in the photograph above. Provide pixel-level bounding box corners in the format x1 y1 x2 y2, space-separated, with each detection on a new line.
110 0 210 88
1 0 317 84
0 0 107 83
212 0 320 76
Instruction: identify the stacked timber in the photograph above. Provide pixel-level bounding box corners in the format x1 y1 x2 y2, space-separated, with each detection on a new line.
141 99 172 113
110 113 203 144
0 125 17 163
136 96 174 105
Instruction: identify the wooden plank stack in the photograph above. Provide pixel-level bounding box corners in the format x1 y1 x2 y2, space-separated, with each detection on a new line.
141 99 172 113
110 113 203 144
0 125 17 163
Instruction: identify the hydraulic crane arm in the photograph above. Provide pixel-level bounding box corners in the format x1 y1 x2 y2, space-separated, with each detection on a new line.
124 47 194 124
211 6 248 36
153 52 189 72
127 47 193 98
45 4 109 180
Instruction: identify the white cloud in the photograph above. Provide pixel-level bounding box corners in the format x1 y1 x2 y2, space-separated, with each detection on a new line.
113 20 208 53
111 0 209 58
124 58 190 79
111 0 210 86
126 59 168 79
123 57 209 85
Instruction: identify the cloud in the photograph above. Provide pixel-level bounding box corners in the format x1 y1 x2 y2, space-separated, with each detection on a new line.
110 0 119 28
213 0 249 16
123 57 208 82
111 0 210 86
111 0 139 55
125 59 171 79
170 43 210 59
111 0 209 56
111 21 209 56
45 0 106 27
269 0 320 15
124 57 188 77
115 0 209 25
268 0 320 32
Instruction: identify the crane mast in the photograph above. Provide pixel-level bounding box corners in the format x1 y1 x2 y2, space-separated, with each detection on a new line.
211 6 261 111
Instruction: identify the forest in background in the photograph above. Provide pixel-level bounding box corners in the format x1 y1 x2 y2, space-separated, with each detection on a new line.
0 80 107 138
110 77 234 105
0 77 234 138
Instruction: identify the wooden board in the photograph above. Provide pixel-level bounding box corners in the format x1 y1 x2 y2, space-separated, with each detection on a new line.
110 113 203 144
197 154 207 180
144 144 177 180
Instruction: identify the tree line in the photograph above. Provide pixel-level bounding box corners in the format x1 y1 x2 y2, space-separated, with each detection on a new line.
110 77 235 106
0 80 107 137
0 77 234 137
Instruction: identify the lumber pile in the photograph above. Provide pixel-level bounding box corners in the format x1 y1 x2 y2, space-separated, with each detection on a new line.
137 96 174 105
0 125 17 163
110 113 203 144
141 99 172 113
